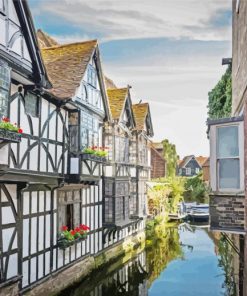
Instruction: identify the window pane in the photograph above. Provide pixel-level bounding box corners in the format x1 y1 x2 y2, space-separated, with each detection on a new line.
217 126 239 158
219 159 240 189
25 92 39 117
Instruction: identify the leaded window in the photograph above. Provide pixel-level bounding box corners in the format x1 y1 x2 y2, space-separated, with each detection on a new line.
88 65 97 88
115 136 129 163
138 136 148 165
80 108 99 149
24 91 39 117
0 60 10 119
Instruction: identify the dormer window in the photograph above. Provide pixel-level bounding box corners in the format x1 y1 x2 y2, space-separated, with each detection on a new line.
208 117 244 193
0 60 10 118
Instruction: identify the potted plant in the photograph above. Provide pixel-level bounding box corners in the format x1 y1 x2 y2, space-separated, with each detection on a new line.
57 224 90 249
81 146 108 162
0 117 23 143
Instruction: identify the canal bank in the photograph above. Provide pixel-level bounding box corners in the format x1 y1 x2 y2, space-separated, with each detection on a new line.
23 230 146 296
54 222 241 296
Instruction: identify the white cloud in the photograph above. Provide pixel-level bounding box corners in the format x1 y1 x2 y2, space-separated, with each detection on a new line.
35 0 231 42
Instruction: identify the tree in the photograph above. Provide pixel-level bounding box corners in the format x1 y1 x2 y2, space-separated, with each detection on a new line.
162 139 178 177
208 65 232 119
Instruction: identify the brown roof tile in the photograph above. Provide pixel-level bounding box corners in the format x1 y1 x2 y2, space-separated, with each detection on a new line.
41 40 97 100
132 103 149 131
196 156 208 167
37 29 59 48
107 88 128 120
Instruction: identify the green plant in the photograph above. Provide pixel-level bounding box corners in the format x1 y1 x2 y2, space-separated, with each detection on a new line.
83 147 95 154
0 117 23 133
82 146 108 157
208 65 232 119
184 172 209 203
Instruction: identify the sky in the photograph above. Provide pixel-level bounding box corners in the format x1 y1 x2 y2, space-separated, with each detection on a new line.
29 0 232 158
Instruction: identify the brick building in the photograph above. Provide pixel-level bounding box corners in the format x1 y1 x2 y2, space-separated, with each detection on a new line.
150 144 166 179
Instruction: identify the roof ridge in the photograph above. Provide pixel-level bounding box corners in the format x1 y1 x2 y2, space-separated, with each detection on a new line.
42 39 98 50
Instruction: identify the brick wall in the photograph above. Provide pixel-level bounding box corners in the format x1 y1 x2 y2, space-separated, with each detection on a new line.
151 147 166 179
210 195 245 232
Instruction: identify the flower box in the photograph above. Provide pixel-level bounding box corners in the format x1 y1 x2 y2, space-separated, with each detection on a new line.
57 224 90 250
0 128 21 143
57 234 87 250
81 153 106 163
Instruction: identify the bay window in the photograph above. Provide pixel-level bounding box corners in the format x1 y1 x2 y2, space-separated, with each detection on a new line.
115 136 129 163
80 108 99 149
0 60 10 119
208 117 244 192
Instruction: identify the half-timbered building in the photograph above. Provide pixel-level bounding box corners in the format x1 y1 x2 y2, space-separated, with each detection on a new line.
0 2 154 294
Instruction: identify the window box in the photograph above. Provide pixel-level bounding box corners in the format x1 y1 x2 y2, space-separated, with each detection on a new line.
0 128 21 144
57 234 87 250
208 116 244 193
81 153 106 163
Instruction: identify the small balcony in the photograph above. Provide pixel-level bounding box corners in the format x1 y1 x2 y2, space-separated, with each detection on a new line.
68 152 107 184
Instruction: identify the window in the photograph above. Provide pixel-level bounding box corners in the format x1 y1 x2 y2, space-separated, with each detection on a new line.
208 118 244 192
186 167 191 175
217 126 240 189
24 91 39 117
80 108 99 149
0 60 10 118
115 136 129 163
236 0 240 13
66 204 74 229
88 66 97 88
195 168 200 174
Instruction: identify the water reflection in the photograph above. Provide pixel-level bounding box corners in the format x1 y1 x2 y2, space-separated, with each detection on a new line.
58 223 243 296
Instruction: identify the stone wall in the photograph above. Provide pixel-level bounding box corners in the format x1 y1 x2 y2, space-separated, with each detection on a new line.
0 282 19 296
210 194 245 232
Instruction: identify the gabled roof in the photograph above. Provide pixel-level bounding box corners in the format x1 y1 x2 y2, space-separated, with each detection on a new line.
178 155 194 169
37 29 59 48
107 88 128 120
178 155 208 169
196 156 208 167
153 142 163 150
202 157 210 167
132 102 154 136
41 40 97 100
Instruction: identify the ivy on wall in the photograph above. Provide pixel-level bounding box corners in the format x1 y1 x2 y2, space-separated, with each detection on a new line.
207 65 232 119
162 139 178 178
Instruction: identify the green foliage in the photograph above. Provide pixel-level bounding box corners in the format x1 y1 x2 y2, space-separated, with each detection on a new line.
162 139 179 177
148 177 185 215
208 65 232 119
218 235 237 296
184 172 209 203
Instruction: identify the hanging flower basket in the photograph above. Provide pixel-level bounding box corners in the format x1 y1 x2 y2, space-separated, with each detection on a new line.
57 224 90 250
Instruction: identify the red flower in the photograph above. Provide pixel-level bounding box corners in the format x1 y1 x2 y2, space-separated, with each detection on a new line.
70 230 76 236
2 117 9 123
18 128 23 134
80 224 90 231
61 225 68 231
75 227 80 233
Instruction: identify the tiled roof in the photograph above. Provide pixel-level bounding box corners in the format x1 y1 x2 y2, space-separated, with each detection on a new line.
202 157 209 167
196 156 208 167
178 155 194 168
104 76 117 89
153 142 163 150
37 29 59 48
41 40 97 100
107 88 128 120
132 103 149 131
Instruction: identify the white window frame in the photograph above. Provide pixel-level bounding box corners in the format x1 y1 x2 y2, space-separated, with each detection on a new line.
186 167 191 175
195 168 200 174
209 119 244 193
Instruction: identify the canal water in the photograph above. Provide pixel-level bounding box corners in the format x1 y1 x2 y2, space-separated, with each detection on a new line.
58 223 240 296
